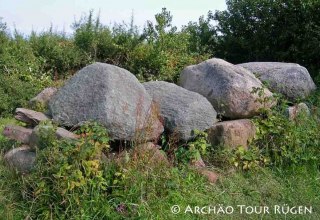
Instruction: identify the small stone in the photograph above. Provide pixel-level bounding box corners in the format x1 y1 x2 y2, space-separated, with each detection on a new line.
56 127 79 140
29 124 56 149
287 103 311 120
29 87 57 110
190 156 206 168
15 108 50 126
2 125 32 144
4 145 36 174
29 124 79 149
134 142 169 166
198 169 219 184
207 119 256 149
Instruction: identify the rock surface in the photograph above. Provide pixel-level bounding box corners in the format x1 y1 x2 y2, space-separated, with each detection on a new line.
207 119 256 149
29 87 57 109
113 142 169 167
287 103 310 121
143 81 217 141
56 127 79 140
49 62 163 141
2 125 32 144
179 58 274 119
15 108 50 126
238 62 316 101
198 169 219 184
4 146 36 173
135 142 169 166
190 156 206 168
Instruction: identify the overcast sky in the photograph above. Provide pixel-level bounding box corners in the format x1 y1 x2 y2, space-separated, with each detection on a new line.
0 0 227 34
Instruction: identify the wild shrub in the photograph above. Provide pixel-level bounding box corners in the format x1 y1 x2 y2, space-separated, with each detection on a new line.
209 87 320 171
17 122 119 219
252 98 320 167
29 30 90 78
72 10 115 63
161 129 210 165
131 8 208 82
0 31 52 117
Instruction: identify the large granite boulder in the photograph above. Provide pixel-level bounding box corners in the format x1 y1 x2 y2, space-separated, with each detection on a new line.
179 58 274 119
4 146 36 174
238 62 316 101
143 81 217 141
49 63 163 141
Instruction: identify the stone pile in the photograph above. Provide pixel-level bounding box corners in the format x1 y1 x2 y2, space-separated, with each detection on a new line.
2 59 316 182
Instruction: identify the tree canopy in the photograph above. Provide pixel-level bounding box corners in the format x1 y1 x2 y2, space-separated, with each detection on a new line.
213 0 320 75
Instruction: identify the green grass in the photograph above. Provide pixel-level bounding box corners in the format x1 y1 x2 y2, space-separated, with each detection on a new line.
0 156 319 219
0 111 319 220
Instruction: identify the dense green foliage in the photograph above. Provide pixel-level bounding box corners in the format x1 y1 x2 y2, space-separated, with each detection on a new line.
0 9 209 117
0 119 320 219
1 2 320 219
1 1 320 116
213 0 320 75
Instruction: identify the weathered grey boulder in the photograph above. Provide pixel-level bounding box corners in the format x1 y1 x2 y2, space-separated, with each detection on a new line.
238 62 316 101
287 103 310 121
179 58 274 119
4 146 36 173
2 125 32 144
15 108 50 126
29 87 57 110
207 119 256 149
49 62 163 141
143 81 217 141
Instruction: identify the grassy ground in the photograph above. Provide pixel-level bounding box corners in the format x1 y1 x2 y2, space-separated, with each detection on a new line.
1 160 319 219
0 116 319 220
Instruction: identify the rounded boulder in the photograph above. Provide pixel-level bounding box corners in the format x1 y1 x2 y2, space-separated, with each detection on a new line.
49 62 163 141
143 81 217 141
238 62 316 101
179 58 274 119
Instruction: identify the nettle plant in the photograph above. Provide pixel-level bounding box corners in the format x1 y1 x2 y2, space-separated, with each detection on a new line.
229 146 270 171
171 129 210 165
251 86 320 167
19 122 119 219
217 85 320 171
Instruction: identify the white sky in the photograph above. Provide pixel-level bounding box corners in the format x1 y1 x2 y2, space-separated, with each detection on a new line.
0 0 227 34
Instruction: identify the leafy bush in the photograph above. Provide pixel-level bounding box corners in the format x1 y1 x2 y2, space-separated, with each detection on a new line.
213 0 320 76
71 9 208 83
0 30 52 117
252 99 320 167
160 129 210 165
18 123 117 219
131 8 208 82
30 30 90 78
208 88 320 171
